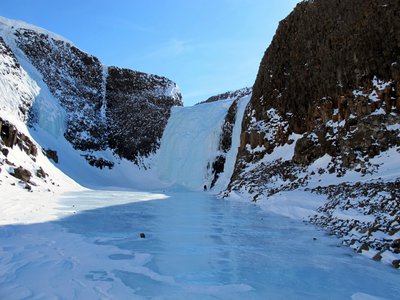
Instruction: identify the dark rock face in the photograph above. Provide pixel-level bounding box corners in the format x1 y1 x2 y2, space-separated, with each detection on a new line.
36 167 47 178
0 117 37 158
106 67 182 162
231 0 400 191
249 0 400 133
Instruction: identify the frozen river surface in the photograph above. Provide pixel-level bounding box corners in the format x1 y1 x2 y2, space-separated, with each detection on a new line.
0 190 399 299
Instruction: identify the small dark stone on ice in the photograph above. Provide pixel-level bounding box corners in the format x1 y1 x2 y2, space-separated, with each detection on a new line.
140 233 146 239
392 259 400 269
313 237 317 241
372 253 382 261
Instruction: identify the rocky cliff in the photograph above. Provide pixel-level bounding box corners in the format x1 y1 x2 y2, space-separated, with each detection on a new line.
227 0 400 266
0 17 182 166
230 0 400 192
106 67 182 163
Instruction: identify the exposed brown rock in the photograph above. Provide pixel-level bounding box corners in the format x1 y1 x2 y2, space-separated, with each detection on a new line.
44 149 58 163
0 117 37 158
230 0 400 192
11 166 31 182
36 167 47 179
1 148 9 157
392 260 400 269
310 180 400 261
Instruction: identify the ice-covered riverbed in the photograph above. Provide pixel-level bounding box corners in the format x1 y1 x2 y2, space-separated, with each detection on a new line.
0 190 399 299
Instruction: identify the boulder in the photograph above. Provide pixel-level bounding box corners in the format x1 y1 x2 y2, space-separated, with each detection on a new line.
44 149 58 163
11 166 31 182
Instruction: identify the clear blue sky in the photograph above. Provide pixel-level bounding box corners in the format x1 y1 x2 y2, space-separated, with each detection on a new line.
1 0 299 106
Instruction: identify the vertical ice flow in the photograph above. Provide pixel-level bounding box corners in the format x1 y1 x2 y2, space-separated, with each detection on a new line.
156 96 250 191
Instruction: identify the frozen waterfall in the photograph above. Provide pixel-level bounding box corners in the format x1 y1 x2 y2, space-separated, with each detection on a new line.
155 95 250 191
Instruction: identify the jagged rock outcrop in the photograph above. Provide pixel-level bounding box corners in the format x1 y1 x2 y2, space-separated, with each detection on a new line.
0 117 37 158
231 0 400 191
0 18 182 164
11 166 32 182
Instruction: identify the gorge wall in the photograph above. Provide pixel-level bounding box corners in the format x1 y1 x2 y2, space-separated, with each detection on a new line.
230 0 400 194
228 0 400 267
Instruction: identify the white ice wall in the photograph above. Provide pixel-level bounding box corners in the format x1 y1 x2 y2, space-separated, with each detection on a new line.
155 96 250 191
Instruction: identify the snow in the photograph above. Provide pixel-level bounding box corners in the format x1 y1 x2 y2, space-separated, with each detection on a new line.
0 38 38 125
372 76 392 90
255 190 326 220
0 16 74 46
371 107 386 115
244 133 302 174
164 81 181 100
31 125 168 190
0 142 81 225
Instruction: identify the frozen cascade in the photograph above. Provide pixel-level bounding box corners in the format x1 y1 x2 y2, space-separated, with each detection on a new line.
156 95 250 191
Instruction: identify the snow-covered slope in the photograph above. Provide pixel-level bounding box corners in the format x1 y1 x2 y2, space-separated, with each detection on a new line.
0 26 83 224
